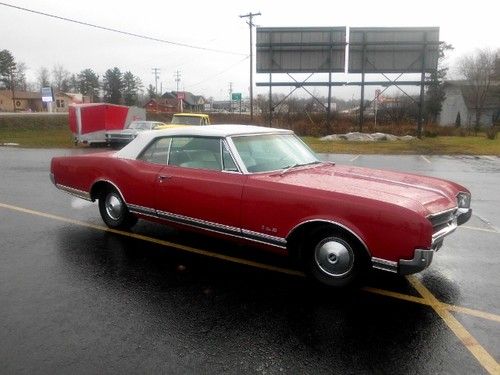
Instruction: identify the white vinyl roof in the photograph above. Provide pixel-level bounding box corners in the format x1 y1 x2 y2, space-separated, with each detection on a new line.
115 124 293 160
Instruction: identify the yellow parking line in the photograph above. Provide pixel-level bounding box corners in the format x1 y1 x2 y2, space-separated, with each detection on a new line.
1 202 500 326
462 226 499 234
361 287 428 305
349 155 360 162
0 202 304 277
420 155 432 164
363 286 500 323
407 275 500 375
445 304 500 323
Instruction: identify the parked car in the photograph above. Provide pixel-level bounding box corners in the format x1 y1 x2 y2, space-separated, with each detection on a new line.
155 113 210 130
69 103 146 145
105 120 166 148
50 125 472 287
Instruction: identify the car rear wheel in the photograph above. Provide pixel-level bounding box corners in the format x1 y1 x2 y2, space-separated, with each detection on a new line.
98 187 137 230
305 228 366 288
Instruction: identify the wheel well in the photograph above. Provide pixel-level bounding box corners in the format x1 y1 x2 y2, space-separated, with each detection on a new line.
90 181 116 202
286 221 370 262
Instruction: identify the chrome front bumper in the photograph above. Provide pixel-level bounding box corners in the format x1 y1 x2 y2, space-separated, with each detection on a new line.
373 208 472 275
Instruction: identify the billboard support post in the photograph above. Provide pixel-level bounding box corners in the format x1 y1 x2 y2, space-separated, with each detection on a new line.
269 73 272 126
359 32 366 132
256 27 439 135
417 33 428 139
327 31 333 131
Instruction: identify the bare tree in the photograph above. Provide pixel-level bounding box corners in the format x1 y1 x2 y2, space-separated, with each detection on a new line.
457 49 497 131
14 62 28 91
37 67 50 90
52 64 71 92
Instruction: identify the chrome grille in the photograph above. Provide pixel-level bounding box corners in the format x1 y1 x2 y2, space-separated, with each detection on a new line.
428 209 457 234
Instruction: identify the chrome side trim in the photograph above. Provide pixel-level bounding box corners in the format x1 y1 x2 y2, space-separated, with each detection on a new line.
371 257 398 273
241 229 287 247
128 204 157 218
56 184 92 201
156 209 242 237
125 204 288 249
286 219 371 257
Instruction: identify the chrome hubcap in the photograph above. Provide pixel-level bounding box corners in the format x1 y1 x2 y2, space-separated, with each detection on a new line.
314 238 354 277
105 194 123 221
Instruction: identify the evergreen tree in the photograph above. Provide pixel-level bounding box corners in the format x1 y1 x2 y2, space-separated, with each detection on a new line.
102 67 123 104
77 69 100 101
425 43 453 123
0 49 16 89
455 112 461 128
122 71 142 106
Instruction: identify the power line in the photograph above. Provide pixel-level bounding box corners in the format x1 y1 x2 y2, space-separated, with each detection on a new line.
185 55 249 89
0 1 246 56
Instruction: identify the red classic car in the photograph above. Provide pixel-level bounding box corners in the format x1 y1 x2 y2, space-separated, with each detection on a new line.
50 125 472 287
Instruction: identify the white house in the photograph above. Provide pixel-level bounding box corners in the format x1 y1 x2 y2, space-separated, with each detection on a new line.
439 81 499 127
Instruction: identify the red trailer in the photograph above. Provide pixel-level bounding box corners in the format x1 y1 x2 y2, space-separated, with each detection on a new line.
69 103 146 145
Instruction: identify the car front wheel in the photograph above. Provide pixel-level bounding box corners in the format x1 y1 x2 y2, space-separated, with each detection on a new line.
306 228 366 288
98 188 137 230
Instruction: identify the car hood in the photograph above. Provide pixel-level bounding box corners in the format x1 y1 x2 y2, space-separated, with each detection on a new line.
262 163 466 216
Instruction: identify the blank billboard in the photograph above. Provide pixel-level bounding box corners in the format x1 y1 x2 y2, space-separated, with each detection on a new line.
348 27 439 73
256 27 346 73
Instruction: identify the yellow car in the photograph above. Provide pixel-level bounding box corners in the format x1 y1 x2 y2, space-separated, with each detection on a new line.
155 113 210 130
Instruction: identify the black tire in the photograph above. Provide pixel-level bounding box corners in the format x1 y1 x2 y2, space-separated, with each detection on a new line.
305 227 367 288
98 187 137 230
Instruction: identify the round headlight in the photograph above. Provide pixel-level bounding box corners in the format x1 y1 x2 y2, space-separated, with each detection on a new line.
457 192 471 208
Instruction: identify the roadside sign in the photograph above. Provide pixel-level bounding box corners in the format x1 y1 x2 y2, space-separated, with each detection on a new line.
231 93 242 101
177 92 185 100
41 87 54 102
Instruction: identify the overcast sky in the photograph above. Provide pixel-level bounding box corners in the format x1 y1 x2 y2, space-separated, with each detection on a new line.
0 0 499 100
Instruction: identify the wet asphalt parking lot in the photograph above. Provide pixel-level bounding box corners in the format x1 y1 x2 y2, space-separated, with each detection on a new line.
0 147 499 374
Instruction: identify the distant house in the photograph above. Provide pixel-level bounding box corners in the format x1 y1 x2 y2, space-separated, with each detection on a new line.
161 91 206 112
0 90 43 112
144 98 177 113
0 90 90 112
438 81 500 127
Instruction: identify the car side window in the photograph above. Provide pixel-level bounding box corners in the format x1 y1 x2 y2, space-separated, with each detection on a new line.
222 142 238 172
168 137 222 171
138 137 171 164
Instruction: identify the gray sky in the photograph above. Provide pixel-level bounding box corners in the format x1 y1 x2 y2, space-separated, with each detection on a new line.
0 0 499 100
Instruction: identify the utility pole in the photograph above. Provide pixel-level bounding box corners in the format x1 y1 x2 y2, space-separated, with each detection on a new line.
229 82 233 113
174 70 181 92
10 68 16 112
175 70 183 112
151 67 160 95
239 11 261 122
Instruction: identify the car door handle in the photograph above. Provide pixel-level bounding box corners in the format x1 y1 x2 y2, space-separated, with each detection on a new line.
158 175 171 182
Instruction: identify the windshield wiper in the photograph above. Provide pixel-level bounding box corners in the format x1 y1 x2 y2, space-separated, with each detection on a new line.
280 161 322 175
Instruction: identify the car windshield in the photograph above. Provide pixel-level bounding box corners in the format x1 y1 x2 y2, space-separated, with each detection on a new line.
129 122 150 130
231 133 320 173
171 115 202 125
